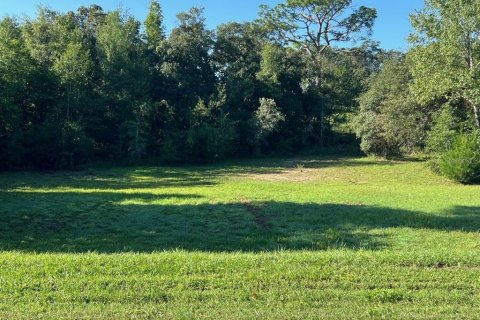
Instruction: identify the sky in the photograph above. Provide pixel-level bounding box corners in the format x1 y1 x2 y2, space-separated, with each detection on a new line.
0 0 425 50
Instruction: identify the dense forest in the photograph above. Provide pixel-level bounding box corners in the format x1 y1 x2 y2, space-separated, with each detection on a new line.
1 0 479 182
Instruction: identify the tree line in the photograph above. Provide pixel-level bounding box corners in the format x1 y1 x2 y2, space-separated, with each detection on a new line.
0 0 381 169
1 0 479 183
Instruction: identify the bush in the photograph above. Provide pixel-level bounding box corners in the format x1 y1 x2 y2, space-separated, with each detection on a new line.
437 132 480 184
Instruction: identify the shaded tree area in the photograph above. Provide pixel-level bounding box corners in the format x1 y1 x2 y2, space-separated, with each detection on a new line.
0 0 384 170
351 0 480 184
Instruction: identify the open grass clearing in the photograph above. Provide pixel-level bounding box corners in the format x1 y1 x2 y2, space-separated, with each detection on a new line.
0 156 479 318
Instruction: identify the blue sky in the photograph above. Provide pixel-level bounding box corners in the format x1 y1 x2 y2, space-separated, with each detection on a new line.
0 0 424 50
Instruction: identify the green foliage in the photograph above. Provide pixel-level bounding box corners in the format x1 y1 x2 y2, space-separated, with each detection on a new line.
259 0 377 144
145 0 165 50
60 122 92 168
437 132 480 184
257 44 286 85
253 98 285 154
163 7 215 97
409 0 480 128
354 57 425 158
161 134 183 164
124 103 151 161
260 0 376 51
186 124 225 163
23 122 63 170
427 104 460 154
186 97 237 163
53 39 93 121
408 0 480 180
0 2 387 170
0 18 29 169
254 98 285 134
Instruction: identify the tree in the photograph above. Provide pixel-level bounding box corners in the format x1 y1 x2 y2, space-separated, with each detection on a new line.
145 0 165 50
259 0 377 142
213 22 266 155
409 0 480 128
253 98 285 154
162 8 216 127
427 104 462 154
0 18 35 168
0 2 390 169
353 57 426 158
257 43 309 149
97 10 149 159
186 93 237 163
144 0 168 138
75 4 106 41
437 132 480 184
53 37 92 122
320 42 382 129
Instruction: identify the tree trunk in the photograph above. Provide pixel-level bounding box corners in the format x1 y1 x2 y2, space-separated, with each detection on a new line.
314 73 325 145
67 84 72 122
474 104 480 129
464 97 480 129
319 106 325 145
135 121 140 159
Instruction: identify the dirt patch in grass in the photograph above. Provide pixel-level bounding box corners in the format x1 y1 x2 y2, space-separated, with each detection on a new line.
248 168 320 182
244 158 402 183
247 167 367 183
241 199 270 230
243 159 359 183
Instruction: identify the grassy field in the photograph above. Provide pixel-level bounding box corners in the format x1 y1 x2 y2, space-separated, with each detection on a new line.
0 156 479 319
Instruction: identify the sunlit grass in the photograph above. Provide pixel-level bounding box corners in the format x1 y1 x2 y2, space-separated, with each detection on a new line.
0 156 479 318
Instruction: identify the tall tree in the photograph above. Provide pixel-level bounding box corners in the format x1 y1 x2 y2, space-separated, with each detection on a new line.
0 18 39 168
144 0 168 146
145 0 165 50
409 0 480 128
260 0 376 87
257 43 308 148
51 13 93 122
353 57 426 157
259 0 377 142
162 8 216 126
213 22 266 154
97 10 149 158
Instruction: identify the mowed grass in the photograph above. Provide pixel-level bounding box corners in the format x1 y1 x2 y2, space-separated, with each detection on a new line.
0 156 479 319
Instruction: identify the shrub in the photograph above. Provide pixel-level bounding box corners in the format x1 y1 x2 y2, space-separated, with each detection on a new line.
437 132 480 184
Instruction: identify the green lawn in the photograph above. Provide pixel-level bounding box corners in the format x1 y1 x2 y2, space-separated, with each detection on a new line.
0 156 479 319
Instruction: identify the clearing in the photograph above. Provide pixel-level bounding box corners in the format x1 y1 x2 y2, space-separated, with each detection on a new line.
0 156 479 319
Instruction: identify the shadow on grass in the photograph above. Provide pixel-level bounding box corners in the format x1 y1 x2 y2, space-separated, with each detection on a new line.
1 156 403 191
0 189 478 253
